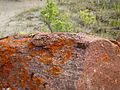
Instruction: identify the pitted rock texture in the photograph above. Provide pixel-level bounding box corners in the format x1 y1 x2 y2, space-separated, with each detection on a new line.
77 39 120 90
0 33 120 90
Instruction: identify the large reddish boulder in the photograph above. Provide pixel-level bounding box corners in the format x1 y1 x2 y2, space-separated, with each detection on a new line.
77 39 120 90
0 33 119 90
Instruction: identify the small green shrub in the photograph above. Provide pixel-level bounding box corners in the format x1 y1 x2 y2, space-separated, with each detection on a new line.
79 9 96 26
40 0 72 32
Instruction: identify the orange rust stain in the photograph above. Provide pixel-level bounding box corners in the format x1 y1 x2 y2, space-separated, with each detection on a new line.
65 39 75 46
32 48 54 65
0 42 16 67
38 57 52 65
48 39 75 53
24 56 32 61
59 50 72 64
0 37 31 49
19 71 29 87
15 67 36 89
35 49 52 56
0 61 13 78
47 66 62 76
33 77 45 85
100 53 110 62
12 37 31 47
0 35 75 89
11 87 16 90
49 45 61 53
29 51 36 57
65 50 72 59
48 40 64 53
15 38 31 42
35 49 47 55
21 59 29 66
28 42 34 49
0 37 34 89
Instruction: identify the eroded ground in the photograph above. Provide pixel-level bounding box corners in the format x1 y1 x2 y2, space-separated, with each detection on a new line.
0 0 45 38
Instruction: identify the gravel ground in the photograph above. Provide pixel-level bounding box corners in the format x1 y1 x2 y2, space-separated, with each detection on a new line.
0 0 45 38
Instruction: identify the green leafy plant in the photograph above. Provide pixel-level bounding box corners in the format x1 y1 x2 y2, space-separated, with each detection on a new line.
109 19 120 27
40 0 72 32
80 9 96 26
19 31 26 35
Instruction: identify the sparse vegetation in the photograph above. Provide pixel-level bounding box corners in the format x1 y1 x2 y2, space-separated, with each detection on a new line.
40 0 72 32
0 0 119 39
79 9 96 26
55 0 120 39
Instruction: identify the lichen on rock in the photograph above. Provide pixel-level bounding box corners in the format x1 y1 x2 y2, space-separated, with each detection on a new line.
0 33 120 90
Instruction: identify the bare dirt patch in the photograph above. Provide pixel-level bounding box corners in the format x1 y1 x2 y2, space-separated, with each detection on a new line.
0 0 45 38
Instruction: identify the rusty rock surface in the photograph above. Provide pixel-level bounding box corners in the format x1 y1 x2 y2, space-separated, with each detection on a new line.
0 33 120 90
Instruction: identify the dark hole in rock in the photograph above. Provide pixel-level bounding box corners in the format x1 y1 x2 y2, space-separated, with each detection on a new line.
25 88 29 90
43 82 48 89
30 72 34 80
76 43 88 49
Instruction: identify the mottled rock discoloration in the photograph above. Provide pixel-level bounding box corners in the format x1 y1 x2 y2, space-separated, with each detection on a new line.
77 40 120 90
0 33 119 90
